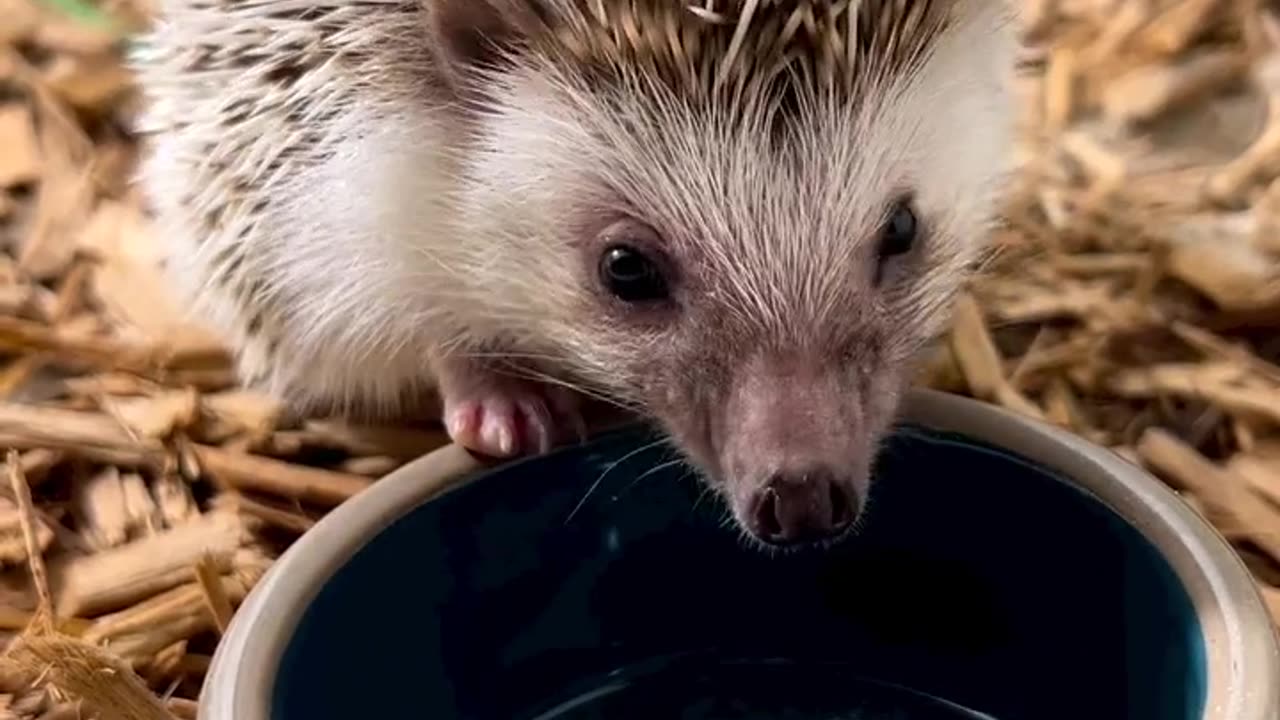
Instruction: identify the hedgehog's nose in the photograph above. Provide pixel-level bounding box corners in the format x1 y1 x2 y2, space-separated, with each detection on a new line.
746 469 858 545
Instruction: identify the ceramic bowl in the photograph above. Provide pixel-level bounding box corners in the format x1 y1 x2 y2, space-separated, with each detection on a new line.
200 389 1280 719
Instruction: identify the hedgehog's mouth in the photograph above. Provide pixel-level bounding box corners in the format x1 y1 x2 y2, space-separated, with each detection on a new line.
696 358 911 553
714 452 872 550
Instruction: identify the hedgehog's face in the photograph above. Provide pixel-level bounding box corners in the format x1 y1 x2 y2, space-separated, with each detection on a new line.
431 0 1016 548
574 208 922 549
552 151 987 549
553 96 1007 548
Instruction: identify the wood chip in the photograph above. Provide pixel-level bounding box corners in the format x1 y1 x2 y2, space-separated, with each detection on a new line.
949 293 1047 420
0 499 53 567
0 403 163 468
194 445 373 506
1165 219 1280 312
2 449 62 490
71 467 130 550
212 493 315 535
1206 94 1280 207
150 474 197 528
192 553 233 635
1262 584 1280 628
300 419 449 461
79 201 227 354
1137 428 1280 563
83 558 261 644
42 55 133 112
0 105 40 189
48 510 256 617
7 451 52 627
202 390 282 443
84 553 265 664
1107 362 1280 425
0 0 40 45
166 697 197 720
5 636 178 720
1142 0 1227 56
0 314 225 378
120 471 161 537
1102 51 1248 127
21 157 92 280
102 389 199 441
1226 453 1280 508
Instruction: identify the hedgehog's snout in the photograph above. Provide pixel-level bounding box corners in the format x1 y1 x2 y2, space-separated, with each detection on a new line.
743 467 860 545
716 353 873 547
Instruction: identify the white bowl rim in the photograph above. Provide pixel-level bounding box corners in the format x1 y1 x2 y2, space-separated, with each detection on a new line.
199 389 1280 720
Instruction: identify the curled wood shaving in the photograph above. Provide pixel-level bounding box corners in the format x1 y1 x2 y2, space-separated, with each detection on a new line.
4 636 177 720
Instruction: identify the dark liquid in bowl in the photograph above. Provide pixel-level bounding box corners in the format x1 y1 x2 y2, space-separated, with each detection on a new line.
532 657 995 719
274 424 1206 720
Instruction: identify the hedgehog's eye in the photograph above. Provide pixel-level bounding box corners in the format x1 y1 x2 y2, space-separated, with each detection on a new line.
599 245 669 303
874 198 920 285
878 199 919 260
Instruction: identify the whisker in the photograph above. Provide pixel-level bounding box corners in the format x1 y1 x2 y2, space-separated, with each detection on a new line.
490 363 643 414
617 457 688 497
689 480 717 516
565 436 673 524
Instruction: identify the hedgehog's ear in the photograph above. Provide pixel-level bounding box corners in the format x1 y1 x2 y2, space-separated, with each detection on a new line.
427 0 543 89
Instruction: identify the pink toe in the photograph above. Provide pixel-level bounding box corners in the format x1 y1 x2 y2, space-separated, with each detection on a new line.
446 403 481 443
480 408 518 457
517 400 554 454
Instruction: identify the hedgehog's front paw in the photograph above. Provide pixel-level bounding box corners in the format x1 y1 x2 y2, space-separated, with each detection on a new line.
433 356 583 459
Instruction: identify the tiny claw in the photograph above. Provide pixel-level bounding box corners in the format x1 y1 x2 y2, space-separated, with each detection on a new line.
433 356 584 459
479 405 519 457
517 399 554 455
445 403 480 441
495 425 516 456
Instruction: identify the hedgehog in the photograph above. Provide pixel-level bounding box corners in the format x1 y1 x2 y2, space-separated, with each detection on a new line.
132 0 1018 548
